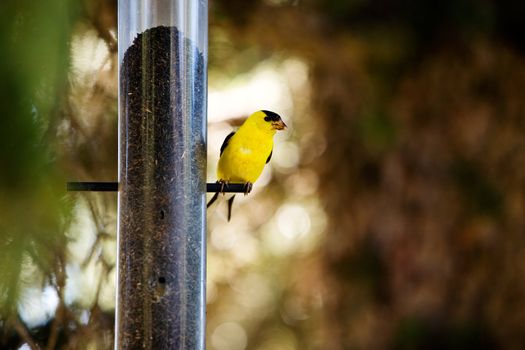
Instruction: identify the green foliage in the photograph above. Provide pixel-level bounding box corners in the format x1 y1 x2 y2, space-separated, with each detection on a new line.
394 318 497 350
0 0 77 318
355 109 397 155
452 160 502 216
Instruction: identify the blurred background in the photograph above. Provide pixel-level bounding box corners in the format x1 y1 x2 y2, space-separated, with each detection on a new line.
2 0 525 349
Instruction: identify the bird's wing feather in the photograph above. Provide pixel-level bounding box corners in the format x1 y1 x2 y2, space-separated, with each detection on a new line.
220 131 236 156
266 149 273 164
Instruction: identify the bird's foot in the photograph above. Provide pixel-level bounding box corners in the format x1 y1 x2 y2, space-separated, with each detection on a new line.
243 182 253 195
218 180 229 195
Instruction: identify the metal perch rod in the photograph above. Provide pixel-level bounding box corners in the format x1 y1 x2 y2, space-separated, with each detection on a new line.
67 181 247 193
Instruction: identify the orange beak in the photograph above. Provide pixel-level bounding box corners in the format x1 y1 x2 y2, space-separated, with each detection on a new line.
272 119 287 130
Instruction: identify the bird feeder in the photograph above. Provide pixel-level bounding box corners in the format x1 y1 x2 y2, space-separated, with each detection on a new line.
116 0 207 348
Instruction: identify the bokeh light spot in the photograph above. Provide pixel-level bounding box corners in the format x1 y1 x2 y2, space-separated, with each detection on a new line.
277 204 311 239
211 322 248 350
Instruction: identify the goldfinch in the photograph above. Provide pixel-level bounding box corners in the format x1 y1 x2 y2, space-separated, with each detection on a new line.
208 110 287 220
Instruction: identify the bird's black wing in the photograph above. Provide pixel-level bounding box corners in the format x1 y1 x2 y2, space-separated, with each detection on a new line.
220 131 235 156
266 149 273 164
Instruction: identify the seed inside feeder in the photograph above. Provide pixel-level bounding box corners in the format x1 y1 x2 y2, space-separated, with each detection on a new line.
118 25 206 349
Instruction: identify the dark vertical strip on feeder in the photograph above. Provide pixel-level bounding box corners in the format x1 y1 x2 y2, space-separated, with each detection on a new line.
118 26 206 349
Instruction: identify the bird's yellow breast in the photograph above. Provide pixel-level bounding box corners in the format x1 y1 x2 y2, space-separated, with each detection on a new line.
217 123 274 184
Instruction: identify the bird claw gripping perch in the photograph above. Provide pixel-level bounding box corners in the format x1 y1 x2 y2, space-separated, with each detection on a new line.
219 180 229 195
243 182 253 195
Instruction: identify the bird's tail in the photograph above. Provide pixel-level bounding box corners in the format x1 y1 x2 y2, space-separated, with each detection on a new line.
207 192 235 221
227 195 236 222
207 192 219 208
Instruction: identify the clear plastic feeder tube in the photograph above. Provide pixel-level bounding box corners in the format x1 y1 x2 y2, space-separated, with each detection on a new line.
117 0 207 348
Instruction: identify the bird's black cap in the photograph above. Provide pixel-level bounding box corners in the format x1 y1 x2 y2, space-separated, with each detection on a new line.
262 110 282 122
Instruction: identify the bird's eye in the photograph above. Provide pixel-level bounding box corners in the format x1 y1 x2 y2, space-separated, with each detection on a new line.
262 110 281 122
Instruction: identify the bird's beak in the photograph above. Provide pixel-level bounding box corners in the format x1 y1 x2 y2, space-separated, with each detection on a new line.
272 119 287 130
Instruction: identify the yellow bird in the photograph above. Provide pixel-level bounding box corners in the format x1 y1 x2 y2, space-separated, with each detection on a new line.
208 110 287 220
